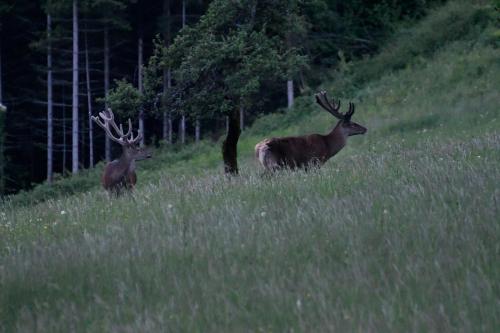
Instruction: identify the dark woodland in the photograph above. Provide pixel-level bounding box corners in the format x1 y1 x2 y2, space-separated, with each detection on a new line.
1 0 445 194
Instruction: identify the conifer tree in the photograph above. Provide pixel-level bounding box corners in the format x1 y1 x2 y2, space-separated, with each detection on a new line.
47 9 54 182
71 0 79 174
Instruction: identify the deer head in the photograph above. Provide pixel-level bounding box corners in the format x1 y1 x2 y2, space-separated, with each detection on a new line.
92 109 152 162
315 91 367 136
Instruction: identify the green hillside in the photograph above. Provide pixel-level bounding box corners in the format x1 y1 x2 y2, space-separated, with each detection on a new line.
1 1 499 331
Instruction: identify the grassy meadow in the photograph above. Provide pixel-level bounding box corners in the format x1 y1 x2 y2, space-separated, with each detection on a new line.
1 1 499 331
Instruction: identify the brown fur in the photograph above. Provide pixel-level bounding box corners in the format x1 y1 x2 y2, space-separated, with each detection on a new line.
91 109 151 194
101 146 151 194
255 117 366 171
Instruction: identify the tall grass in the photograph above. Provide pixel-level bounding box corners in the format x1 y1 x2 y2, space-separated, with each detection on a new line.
1 1 499 331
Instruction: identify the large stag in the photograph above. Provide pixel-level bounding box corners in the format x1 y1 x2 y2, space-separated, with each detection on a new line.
255 91 367 171
92 109 151 194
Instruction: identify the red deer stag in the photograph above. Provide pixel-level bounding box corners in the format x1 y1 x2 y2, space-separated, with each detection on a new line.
255 91 367 171
92 109 152 194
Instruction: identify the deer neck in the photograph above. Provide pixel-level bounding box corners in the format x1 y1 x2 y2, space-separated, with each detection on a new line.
325 122 347 158
118 148 136 172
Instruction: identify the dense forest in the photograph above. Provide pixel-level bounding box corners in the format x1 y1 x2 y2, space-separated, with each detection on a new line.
0 0 446 195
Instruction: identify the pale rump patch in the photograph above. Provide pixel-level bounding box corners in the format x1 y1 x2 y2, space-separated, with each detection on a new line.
255 139 278 170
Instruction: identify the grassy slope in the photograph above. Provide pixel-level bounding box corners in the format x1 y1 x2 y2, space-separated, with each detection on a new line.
1 1 499 331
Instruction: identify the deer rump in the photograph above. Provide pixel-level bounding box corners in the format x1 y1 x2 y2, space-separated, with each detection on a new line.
255 135 329 170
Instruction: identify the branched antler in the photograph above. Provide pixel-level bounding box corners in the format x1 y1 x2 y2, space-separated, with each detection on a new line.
315 91 355 121
92 109 142 145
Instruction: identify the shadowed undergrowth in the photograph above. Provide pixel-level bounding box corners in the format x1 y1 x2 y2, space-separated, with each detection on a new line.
1 1 499 331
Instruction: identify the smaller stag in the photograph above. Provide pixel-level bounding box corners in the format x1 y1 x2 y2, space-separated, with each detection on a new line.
255 91 367 171
92 109 152 194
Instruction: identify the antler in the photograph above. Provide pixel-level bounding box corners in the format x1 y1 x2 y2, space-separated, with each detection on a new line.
345 102 354 121
315 91 355 121
91 108 142 145
127 127 142 145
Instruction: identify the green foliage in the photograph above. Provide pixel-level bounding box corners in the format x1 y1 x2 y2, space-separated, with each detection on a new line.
8 169 100 206
143 36 164 116
155 0 307 119
42 0 71 15
0 2 11 31
81 0 132 30
304 0 446 66
324 1 494 95
102 79 142 119
493 0 500 37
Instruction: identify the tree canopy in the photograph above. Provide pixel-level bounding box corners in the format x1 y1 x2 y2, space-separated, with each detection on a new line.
157 0 307 119
145 0 308 173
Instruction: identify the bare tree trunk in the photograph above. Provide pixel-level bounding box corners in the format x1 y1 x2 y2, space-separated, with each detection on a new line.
84 30 93 168
239 105 244 130
287 79 294 109
0 36 4 193
179 0 186 144
182 0 186 28
222 109 241 174
163 68 172 143
104 26 111 161
0 36 2 104
162 70 167 140
195 119 200 142
180 116 185 144
81 100 86 167
138 36 144 146
62 93 67 173
167 69 172 144
47 14 53 183
72 0 79 174
162 0 171 143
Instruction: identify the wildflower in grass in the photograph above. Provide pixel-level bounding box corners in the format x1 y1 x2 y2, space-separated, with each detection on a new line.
60 210 67 215
383 209 389 215
296 299 302 310
260 211 266 217
167 204 173 210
